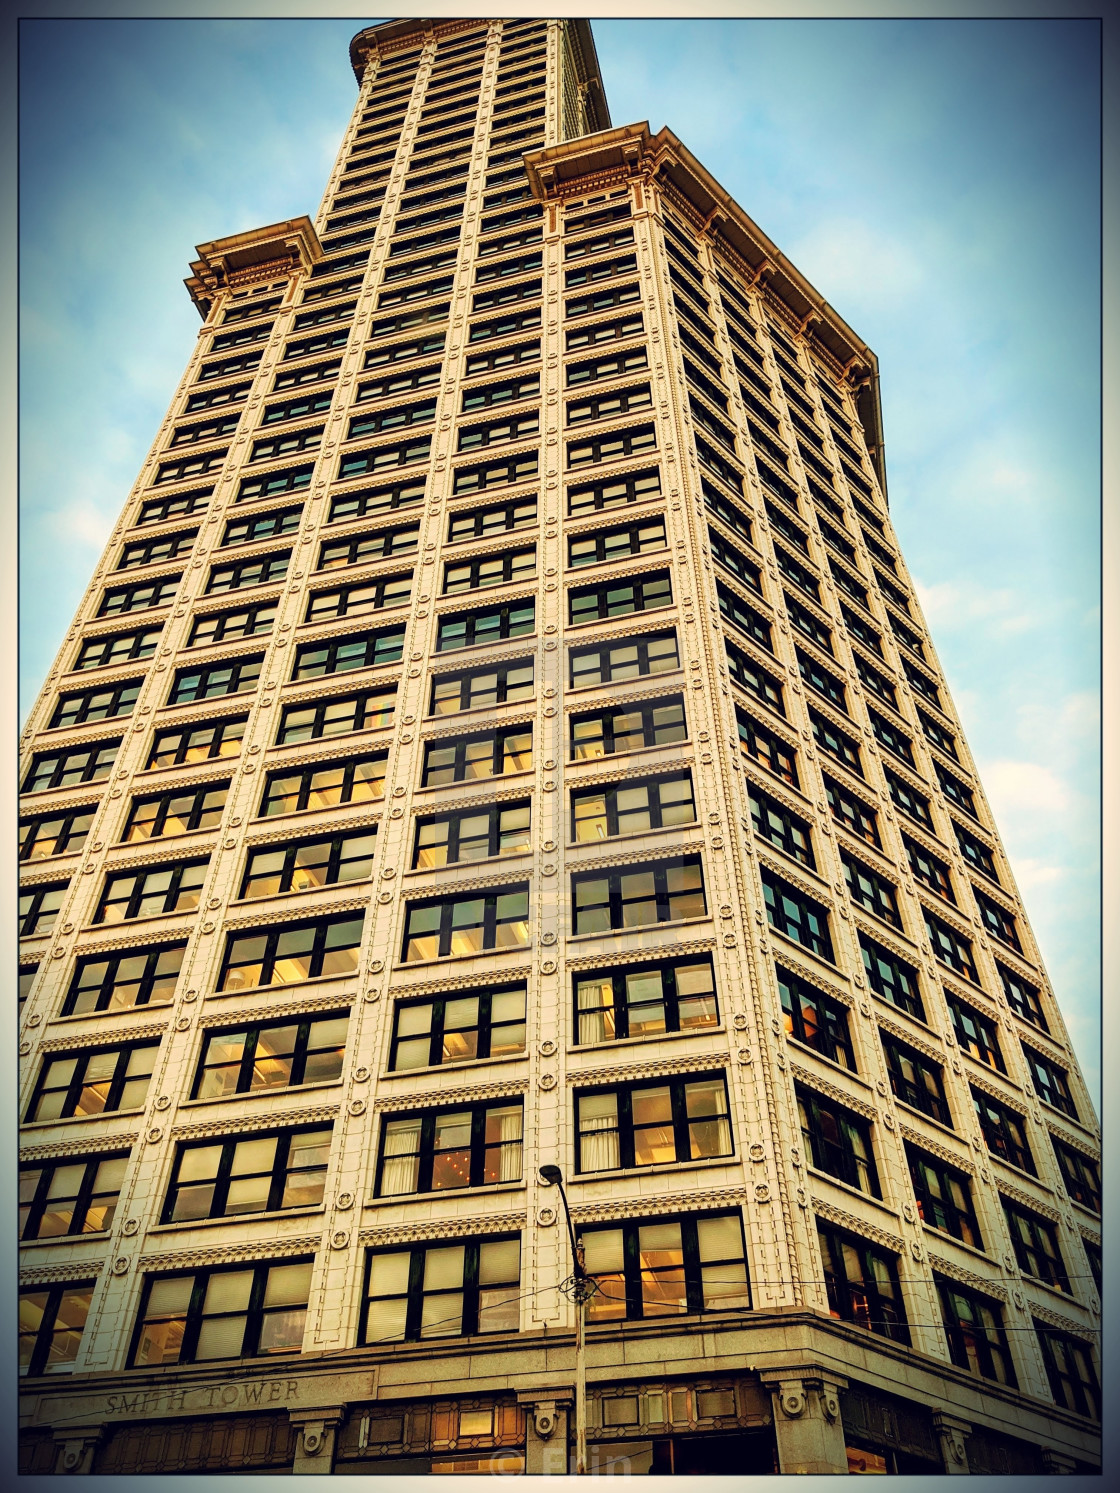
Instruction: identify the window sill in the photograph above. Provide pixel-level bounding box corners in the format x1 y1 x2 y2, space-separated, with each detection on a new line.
403 850 533 879
566 915 713 945
148 1204 327 1236
564 604 676 636
424 696 537 726
294 598 410 634
252 799 385 825
444 525 541 549
766 926 841 980
572 1153 737 1186
1019 1273 1079 1306
78 908 201 935
46 1000 174 1028
208 969 360 999
411 767 535 795
566 737 692 771
19 1229 112 1251
264 720 395 754
563 544 668 578
394 941 533 973
919 1222 996 1267
381 1050 528 1081
228 877 374 910
364 1179 526 1210
570 1025 725 1057
566 668 684 698
429 632 539 664
134 755 244 779
20 1107 146 1132
178 1079 344 1110
803 1166 898 1222
786 1036 873 1092
566 818 699 853
893 1097 961 1143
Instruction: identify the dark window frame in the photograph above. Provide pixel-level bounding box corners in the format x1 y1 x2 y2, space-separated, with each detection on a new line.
389 984 527 1072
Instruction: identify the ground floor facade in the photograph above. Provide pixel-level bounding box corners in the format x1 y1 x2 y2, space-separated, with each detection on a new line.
19 1311 1099 1475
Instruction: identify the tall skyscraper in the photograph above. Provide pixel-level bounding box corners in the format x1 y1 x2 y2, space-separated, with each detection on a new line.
18 16 1100 1477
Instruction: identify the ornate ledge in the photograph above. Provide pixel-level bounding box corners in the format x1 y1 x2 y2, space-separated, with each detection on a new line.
186 218 323 319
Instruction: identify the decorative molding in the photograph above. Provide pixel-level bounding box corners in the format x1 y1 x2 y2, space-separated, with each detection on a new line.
387 965 532 1000
569 1185 748 1224
995 1179 1061 1222
848 913 923 967
401 868 530 900
561 680 686 717
198 992 354 1028
767 949 853 1007
359 1210 526 1247
788 1063 877 1120
85 844 218 877
170 1102 339 1140
20 1133 139 1163
927 1253 1007 1300
405 785 534 819
565 935 716 973
242 811 381 850
563 840 705 877
563 610 680 655
15 792 105 820
966 1069 1028 1114
223 895 369 933
810 1198 905 1254
753 848 834 908
19 1261 103 1286
428 643 536 681
1043 1122 1100 1162
739 764 815 823
371 1078 528 1112
418 712 534 744
874 1011 943 1062
139 1233 321 1272
68 926 196 959
568 1051 726 1087
1027 1301 1095 1336
38 1021 169 1053
897 1123 974 1172
271 670 402 708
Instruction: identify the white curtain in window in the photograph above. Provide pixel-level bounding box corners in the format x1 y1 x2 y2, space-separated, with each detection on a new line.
380 1119 421 1196
498 1109 523 1182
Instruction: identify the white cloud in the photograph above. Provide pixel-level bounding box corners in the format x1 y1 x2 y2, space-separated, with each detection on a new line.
980 759 1074 818
913 577 1038 637
47 498 114 552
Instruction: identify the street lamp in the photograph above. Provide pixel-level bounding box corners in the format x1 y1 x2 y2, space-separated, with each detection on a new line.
539 1164 598 1475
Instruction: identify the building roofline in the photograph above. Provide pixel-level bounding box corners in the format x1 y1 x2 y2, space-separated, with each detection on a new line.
184 217 323 319
525 121 887 497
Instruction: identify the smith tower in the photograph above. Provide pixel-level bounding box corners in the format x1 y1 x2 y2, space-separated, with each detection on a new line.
18 17 1100 1477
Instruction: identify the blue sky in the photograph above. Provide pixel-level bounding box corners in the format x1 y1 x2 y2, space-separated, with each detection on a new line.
18 16 1100 1100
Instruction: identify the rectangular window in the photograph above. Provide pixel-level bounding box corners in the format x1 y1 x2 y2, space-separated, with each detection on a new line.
735 707 797 785
19 808 96 862
869 708 913 764
566 384 652 427
328 479 425 524
317 525 419 571
575 956 718 1046
885 768 933 829
953 821 998 883
146 716 245 769
906 1144 982 1246
568 518 664 569
945 990 1004 1071
1022 1045 1077 1118
414 803 531 867
95 860 207 924
74 626 162 671
905 836 955 902
99 576 180 616
972 1088 1035 1175
19 1283 95 1377
430 661 534 715
292 624 405 679
436 599 535 651
20 1155 129 1241
451 453 538 496
260 390 334 425
161 1126 332 1223
842 852 900 927
998 964 1048 1032
240 830 376 899
18 883 68 937
123 783 228 841
376 1100 523 1197
422 726 531 785
390 984 526 1071
974 888 1021 951
193 1013 349 1099
797 649 846 711
467 309 541 344
824 777 879 845
206 551 290 592
718 581 771 648
749 782 813 866
573 772 695 842
460 373 540 412
187 604 275 649
568 467 660 517
221 506 303 548
219 913 364 991
170 654 264 700
362 1236 520 1344
457 411 538 452
854 654 897 708
1052 1141 1100 1213
337 436 432 483
130 1259 312 1367
840 603 882 655
26 1041 158 1121
570 631 679 690
576 1073 732 1173
463 339 539 377
924 909 977 980
581 1213 749 1323
566 422 656 470
63 944 185 1016
724 640 784 715
817 1224 909 1344
785 593 832 652
919 709 958 759
572 857 706 935
881 1032 951 1124
358 363 442 404
443 546 536 594
566 347 648 386
279 686 394 744
761 867 833 961
810 708 862 776
902 659 940 707
305 573 413 623
935 762 978 818
1036 1325 1099 1419
797 1084 879 1196
447 498 537 543
778 966 854 1069
402 887 530 963
1003 1202 1069 1292
348 398 435 442
858 932 923 1019
936 1278 1015 1386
